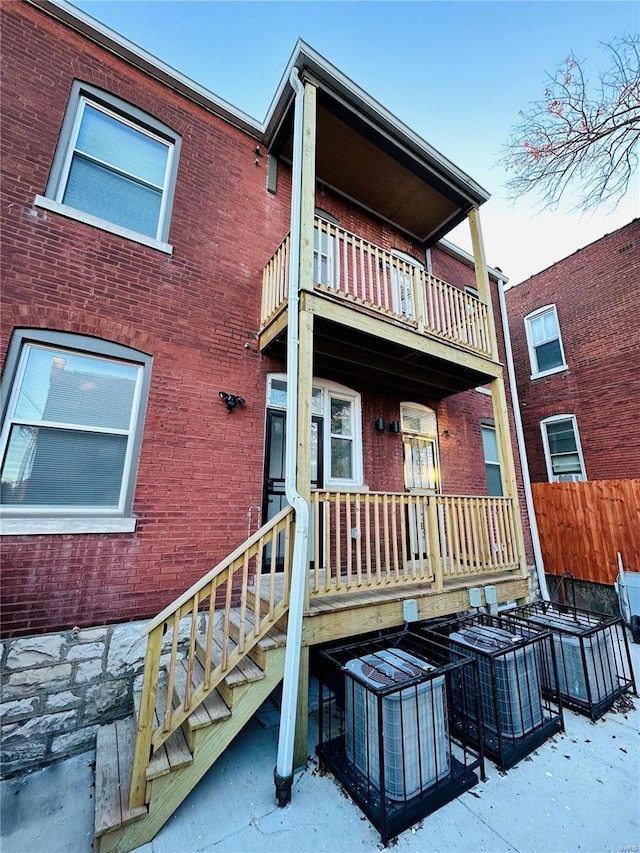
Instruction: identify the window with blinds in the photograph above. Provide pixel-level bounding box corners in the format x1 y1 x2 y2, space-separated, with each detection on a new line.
42 82 180 244
0 332 151 514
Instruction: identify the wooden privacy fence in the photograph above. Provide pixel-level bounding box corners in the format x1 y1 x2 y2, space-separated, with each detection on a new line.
531 479 640 584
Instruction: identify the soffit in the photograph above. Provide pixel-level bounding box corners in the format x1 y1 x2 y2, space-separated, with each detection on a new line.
274 90 473 245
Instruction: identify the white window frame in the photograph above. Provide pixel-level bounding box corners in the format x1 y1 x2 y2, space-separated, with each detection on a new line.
525 304 567 379
391 250 423 320
35 81 181 253
540 414 587 482
266 374 364 490
0 330 152 535
400 402 440 493
313 211 339 290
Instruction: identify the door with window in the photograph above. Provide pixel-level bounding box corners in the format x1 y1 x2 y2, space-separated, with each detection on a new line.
391 251 422 321
401 404 440 561
262 376 363 570
262 410 322 569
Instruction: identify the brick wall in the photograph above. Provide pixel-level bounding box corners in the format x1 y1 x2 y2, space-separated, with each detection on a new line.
1 2 289 636
1 2 534 638
506 219 640 483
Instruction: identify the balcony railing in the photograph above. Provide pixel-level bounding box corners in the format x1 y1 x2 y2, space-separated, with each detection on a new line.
262 217 491 357
309 490 520 597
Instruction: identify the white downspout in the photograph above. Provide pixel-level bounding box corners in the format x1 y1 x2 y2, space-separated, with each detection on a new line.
274 67 311 805
497 278 550 600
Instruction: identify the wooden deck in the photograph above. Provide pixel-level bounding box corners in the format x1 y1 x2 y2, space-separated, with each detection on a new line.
249 568 529 646
96 506 528 853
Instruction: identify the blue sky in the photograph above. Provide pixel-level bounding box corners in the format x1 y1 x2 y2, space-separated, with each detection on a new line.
71 1 639 282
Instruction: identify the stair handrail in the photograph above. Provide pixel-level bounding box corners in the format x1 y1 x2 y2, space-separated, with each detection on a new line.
141 505 293 636
129 505 294 810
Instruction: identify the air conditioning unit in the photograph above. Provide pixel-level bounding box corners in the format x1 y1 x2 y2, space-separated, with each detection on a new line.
525 612 616 704
344 648 450 801
449 625 543 739
555 473 583 482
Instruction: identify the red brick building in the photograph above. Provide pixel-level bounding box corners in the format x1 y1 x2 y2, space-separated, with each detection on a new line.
505 219 640 484
2 0 534 645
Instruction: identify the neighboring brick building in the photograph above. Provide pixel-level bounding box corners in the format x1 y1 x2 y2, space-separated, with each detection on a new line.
505 219 640 484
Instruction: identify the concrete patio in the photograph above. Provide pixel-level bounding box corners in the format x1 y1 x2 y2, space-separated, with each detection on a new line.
2 638 639 853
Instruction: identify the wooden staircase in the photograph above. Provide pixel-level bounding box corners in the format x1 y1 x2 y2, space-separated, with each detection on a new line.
95 613 287 852
93 507 294 853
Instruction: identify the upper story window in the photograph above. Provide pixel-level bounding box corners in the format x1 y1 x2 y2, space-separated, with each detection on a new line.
541 415 586 482
314 211 339 289
1 330 152 534
36 82 181 251
481 421 503 496
391 251 423 320
525 305 567 378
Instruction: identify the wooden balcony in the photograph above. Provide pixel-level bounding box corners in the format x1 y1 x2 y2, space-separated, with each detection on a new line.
260 218 501 397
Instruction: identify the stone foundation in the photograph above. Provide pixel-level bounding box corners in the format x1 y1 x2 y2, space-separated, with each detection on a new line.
545 574 619 617
0 620 188 778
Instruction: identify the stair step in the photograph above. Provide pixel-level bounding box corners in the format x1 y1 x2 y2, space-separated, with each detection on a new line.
133 682 193 781
246 573 287 612
95 718 147 838
227 607 288 650
194 635 266 688
172 658 231 731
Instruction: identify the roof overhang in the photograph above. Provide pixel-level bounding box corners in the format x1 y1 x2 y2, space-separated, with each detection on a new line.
265 41 490 245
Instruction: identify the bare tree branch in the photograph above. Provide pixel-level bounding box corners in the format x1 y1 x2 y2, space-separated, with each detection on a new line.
499 35 640 212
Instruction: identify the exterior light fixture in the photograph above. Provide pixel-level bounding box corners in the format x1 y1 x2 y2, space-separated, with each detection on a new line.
374 417 386 432
219 391 246 412
388 420 400 433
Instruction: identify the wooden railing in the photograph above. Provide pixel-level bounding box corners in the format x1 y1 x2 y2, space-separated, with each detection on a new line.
309 491 519 596
261 233 289 326
437 495 519 579
261 218 491 357
129 505 294 809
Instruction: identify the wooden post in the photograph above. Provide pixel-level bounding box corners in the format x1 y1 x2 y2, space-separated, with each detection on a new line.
293 79 317 770
469 207 528 582
427 497 443 591
468 208 499 361
490 375 528 579
299 81 317 295
129 626 163 809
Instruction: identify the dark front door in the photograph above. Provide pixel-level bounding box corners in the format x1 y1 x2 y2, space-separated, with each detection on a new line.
262 409 323 569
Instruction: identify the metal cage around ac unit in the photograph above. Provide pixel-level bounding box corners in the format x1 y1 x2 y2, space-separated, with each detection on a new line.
317 630 484 846
417 614 564 772
506 601 637 720
344 648 450 801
